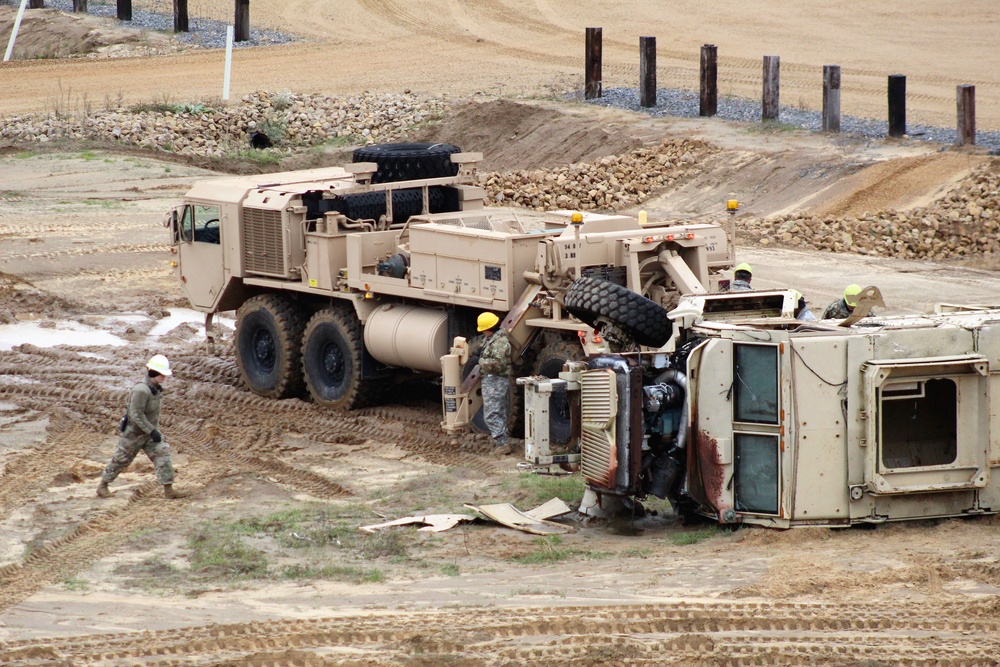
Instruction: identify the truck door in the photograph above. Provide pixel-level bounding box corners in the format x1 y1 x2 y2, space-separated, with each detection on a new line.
176 203 226 310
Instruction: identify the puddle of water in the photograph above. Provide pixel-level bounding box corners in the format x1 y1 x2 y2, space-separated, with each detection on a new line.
0 321 127 351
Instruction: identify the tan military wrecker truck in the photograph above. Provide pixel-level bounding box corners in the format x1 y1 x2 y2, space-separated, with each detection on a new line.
168 143 736 435
170 142 1000 529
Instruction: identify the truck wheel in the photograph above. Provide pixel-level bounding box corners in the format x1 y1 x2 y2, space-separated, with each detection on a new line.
302 307 377 409
533 339 584 447
352 142 461 184
564 276 673 348
235 294 305 399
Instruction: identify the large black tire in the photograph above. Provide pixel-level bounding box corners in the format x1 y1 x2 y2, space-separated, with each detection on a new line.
352 142 461 184
235 294 305 399
302 307 380 410
533 338 585 447
564 276 673 348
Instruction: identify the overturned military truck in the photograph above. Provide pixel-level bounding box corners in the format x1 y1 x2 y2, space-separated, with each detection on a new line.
520 288 1000 528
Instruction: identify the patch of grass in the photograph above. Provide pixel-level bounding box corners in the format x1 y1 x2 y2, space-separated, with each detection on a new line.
510 587 561 596
321 134 360 149
440 563 460 577
512 535 609 565
228 148 283 167
14 151 36 159
668 527 720 546
79 150 99 161
280 564 384 584
501 473 585 508
0 190 26 199
620 548 652 558
744 119 801 134
188 525 269 578
61 577 89 591
81 199 126 209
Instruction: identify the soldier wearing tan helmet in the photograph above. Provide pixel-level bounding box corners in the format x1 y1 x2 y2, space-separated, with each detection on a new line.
476 312 514 456
97 355 183 499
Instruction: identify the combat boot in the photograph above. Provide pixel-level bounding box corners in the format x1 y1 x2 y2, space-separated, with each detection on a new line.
163 484 186 499
492 441 513 457
96 481 111 498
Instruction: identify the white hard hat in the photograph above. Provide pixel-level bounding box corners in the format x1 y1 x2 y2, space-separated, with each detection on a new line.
146 354 172 376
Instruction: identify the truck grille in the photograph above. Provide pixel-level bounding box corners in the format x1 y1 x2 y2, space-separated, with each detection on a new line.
243 207 286 277
580 369 618 488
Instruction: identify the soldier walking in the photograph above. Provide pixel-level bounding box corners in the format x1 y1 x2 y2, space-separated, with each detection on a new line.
97 355 183 499
476 312 514 456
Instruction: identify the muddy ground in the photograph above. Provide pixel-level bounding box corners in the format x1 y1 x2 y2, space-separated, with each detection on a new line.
2 96 1000 666
3 2 1000 663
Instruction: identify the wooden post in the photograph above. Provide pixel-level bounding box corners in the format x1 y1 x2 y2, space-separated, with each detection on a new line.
29 0 44 8
762 55 780 120
117 0 131 21
639 36 656 108
888 74 906 138
822 65 841 132
957 85 976 146
173 0 188 32
700 44 718 117
235 0 250 42
72 0 86 12
585 27 602 100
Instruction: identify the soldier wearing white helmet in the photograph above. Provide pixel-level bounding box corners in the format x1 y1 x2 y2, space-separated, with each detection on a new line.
97 355 183 499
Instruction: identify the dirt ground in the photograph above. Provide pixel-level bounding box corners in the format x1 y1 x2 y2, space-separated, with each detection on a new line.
3 5 1000 667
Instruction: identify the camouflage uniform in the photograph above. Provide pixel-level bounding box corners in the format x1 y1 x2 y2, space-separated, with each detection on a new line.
479 328 512 448
729 279 752 292
102 377 174 486
822 298 852 319
822 299 876 320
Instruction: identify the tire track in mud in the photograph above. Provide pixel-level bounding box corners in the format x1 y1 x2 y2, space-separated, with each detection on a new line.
0 475 199 613
0 342 508 504
4 601 1000 666
0 413 97 523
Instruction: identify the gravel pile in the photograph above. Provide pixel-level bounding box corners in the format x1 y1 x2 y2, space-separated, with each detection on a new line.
0 91 447 157
2 0 295 48
587 87 1000 155
482 139 712 211
740 166 1000 260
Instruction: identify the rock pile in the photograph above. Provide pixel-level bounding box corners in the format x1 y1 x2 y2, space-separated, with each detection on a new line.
481 139 711 211
0 91 447 158
741 165 1000 260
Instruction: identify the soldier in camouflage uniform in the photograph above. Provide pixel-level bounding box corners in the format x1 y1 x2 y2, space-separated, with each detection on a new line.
97 355 183 499
728 263 753 292
823 284 875 320
477 312 514 456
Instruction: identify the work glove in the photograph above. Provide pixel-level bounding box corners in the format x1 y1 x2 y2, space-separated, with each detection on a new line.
150 429 162 443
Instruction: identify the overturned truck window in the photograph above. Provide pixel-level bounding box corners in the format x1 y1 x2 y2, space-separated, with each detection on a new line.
734 433 780 514
879 378 957 469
